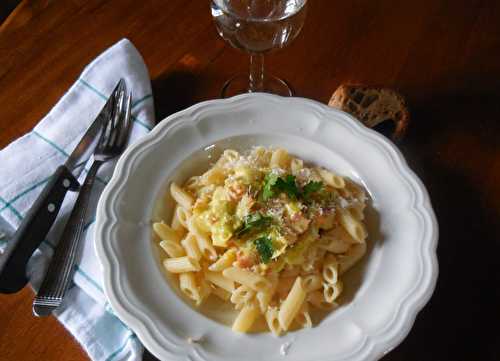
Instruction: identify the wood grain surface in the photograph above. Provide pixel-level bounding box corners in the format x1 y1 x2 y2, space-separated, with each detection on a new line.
1 0 499 360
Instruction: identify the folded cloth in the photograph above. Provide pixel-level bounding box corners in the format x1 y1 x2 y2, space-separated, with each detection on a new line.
0 39 155 361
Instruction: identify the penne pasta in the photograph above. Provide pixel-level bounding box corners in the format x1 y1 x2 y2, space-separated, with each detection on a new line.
338 243 367 275
270 148 290 169
265 307 282 336
211 286 231 301
230 285 256 305
153 222 182 243
338 209 367 243
278 277 306 331
170 182 194 209
175 206 191 229
157 146 368 336
181 233 202 261
307 290 338 310
159 240 185 258
232 303 259 333
222 267 271 292
323 280 343 303
163 256 200 273
208 249 236 271
302 274 323 293
316 168 345 189
206 271 235 292
187 217 217 261
322 255 339 285
295 303 312 328
179 272 200 304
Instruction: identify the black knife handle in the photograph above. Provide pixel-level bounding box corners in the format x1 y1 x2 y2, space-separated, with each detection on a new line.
0 165 80 294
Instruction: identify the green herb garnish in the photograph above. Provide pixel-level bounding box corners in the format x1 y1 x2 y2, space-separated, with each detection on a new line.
262 173 300 200
262 173 279 201
275 174 300 200
235 212 273 236
302 181 323 200
254 236 274 263
261 173 322 201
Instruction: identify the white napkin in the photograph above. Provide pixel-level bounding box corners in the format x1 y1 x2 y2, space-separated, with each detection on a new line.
0 39 154 361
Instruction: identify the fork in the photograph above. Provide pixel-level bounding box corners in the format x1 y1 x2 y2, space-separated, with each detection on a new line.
33 85 132 316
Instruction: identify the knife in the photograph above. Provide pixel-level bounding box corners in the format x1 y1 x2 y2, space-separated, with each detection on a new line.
0 79 124 294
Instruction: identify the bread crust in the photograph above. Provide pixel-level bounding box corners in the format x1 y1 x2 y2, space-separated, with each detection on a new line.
328 85 410 140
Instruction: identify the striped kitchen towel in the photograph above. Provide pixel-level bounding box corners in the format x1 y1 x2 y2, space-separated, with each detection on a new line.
0 38 154 361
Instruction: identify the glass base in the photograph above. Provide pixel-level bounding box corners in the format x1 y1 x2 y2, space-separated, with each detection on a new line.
221 74 294 98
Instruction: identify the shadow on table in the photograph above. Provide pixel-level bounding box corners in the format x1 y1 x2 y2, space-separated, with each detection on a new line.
382 93 500 361
152 70 202 123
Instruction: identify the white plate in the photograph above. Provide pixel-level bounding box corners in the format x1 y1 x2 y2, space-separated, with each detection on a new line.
95 93 438 361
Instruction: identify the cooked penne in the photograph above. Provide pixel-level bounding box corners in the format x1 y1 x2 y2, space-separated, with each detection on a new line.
208 249 236 271
163 257 200 273
175 206 191 229
323 255 339 285
278 277 306 331
307 290 338 310
316 168 345 189
187 217 217 261
153 222 182 243
223 267 270 291
206 271 235 292
171 205 184 231
211 286 231 301
270 148 290 169
265 307 282 336
159 240 185 258
230 285 256 305
179 272 200 303
290 157 304 175
338 243 367 274
202 166 226 186
302 274 323 293
232 303 259 333
338 209 367 243
295 303 312 328
198 276 212 304
156 147 368 335
181 233 202 261
170 182 194 209
323 280 343 303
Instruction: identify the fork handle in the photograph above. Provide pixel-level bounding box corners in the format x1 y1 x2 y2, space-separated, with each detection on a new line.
33 160 103 316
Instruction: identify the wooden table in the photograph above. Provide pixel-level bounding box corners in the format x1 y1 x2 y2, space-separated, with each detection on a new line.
1 1 499 360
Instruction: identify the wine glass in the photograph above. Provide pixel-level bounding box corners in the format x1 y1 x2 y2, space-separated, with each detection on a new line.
211 0 308 97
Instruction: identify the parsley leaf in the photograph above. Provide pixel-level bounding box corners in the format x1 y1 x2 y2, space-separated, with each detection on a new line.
235 212 273 236
302 181 323 200
274 174 300 200
262 173 279 200
254 236 274 263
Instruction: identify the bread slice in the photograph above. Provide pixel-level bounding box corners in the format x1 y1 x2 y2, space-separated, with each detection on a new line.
328 85 409 140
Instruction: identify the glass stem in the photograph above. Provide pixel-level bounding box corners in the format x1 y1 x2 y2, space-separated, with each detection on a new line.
249 53 264 92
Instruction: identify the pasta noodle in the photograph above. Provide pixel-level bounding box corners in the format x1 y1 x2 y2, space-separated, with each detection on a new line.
265 307 282 336
278 277 306 331
155 146 368 335
163 256 200 273
181 233 202 261
170 182 194 209
153 222 182 243
159 240 185 258
205 271 235 292
232 303 259 333
222 267 270 291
